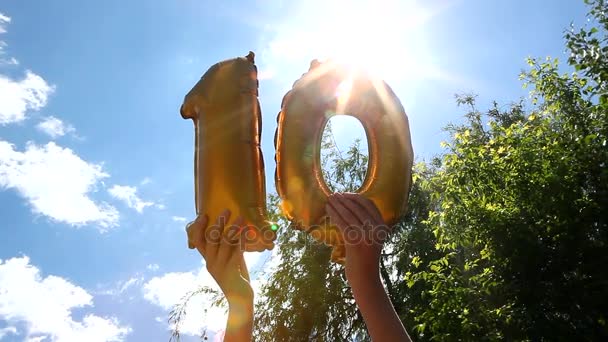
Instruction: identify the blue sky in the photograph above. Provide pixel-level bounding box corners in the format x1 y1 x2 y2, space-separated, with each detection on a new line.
0 0 590 341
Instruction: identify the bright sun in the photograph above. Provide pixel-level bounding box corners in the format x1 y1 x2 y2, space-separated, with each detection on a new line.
300 0 436 80
266 0 446 140
265 0 441 159
266 0 446 85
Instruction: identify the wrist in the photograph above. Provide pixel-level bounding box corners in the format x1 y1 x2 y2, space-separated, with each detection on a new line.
228 297 254 311
228 294 254 322
226 286 254 306
225 290 254 342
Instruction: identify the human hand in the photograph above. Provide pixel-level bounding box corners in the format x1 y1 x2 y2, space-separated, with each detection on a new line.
188 209 253 304
326 193 411 341
325 193 390 286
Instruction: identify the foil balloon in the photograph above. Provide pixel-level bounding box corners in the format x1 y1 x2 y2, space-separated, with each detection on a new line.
180 51 275 252
274 60 414 263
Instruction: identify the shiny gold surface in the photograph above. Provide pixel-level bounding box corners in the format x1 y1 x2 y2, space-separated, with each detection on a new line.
274 60 414 262
181 52 275 252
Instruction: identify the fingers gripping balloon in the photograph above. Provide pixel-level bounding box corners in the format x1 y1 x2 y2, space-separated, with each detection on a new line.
274 60 414 263
180 52 276 252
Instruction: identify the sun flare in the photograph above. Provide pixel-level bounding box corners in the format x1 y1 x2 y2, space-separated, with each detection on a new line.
266 0 445 148
291 0 436 81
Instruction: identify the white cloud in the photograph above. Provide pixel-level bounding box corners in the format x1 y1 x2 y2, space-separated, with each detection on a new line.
0 326 18 339
146 264 160 272
0 71 53 125
0 13 10 34
142 268 227 337
172 216 187 223
1 56 18 66
244 251 265 273
140 177 152 186
0 256 131 341
0 140 119 229
118 277 143 295
36 116 75 139
93 276 144 299
0 13 18 65
142 252 267 338
257 68 275 80
108 185 154 213
26 337 46 342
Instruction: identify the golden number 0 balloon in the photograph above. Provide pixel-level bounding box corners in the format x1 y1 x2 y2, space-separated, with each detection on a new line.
180 52 275 252
274 60 414 263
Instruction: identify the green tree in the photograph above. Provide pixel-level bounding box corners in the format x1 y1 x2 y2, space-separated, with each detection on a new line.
406 1 608 339
252 121 367 341
253 121 440 341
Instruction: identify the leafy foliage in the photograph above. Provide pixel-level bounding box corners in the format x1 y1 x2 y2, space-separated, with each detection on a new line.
169 286 223 341
253 120 369 341
406 1 608 339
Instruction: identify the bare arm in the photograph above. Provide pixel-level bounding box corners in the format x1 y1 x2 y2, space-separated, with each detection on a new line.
224 255 254 342
189 210 254 341
326 193 412 342
349 272 410 342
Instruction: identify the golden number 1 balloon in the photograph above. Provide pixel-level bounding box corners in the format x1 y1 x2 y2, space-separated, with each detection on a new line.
180 51 275 252
274 60 414 263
